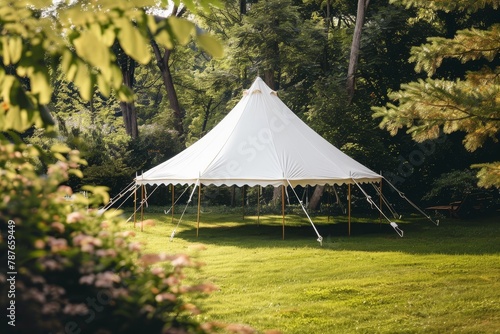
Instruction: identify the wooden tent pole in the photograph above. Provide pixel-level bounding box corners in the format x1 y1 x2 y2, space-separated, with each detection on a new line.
257 185 261 226
282 184 285 240
140 184 145 232
242 185 245 220
348 183 351 236
379 180 383 226
171 184 175 224
133 185 137 228
196 184 201 237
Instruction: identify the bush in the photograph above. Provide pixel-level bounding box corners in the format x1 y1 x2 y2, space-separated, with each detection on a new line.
0 136 255 334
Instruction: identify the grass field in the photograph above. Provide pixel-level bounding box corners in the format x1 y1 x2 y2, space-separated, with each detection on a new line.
122 207 500 333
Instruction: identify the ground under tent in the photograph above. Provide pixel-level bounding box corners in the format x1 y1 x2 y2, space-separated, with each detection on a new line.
103 77 436 243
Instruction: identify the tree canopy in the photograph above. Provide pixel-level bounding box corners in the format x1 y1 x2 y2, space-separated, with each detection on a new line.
373 0 500 187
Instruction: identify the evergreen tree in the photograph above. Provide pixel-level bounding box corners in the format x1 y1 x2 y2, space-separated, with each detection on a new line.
373 0 500 188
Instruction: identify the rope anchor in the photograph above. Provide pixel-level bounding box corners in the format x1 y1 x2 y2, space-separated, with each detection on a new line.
390 222 404 237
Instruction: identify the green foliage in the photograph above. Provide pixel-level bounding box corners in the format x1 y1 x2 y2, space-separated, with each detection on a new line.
390 0 499 13
373 0 500 187
0 0 223 133
0 137 223 333
422 169 478 201
0 1 249 333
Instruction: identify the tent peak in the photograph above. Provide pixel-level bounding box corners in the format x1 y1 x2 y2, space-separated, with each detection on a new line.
245 77 277 96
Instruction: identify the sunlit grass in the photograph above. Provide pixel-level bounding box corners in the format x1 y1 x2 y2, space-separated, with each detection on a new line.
120 207 500 333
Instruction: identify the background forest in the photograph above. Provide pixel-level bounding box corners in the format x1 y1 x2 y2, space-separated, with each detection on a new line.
26 0 498 209
6 0 499 208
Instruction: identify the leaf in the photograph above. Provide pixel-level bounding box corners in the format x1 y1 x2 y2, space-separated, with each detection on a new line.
30 69 52 105
69 169 84 178
51 143 71 154
154 30 174 50
117 85 134 102
8 35 23 64
116 17 151 64
196 33 224 58
73 62 94 101
53 152 67 162
97 73 111 97
73 30 111 70
168 17 194 45
1 36 10 65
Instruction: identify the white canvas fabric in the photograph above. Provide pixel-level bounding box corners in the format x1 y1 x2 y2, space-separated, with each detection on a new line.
136 77 381 187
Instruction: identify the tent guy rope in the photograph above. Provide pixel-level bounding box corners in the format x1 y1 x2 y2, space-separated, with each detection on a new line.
286 180 324 245
351 178 404 238
170 181 200 242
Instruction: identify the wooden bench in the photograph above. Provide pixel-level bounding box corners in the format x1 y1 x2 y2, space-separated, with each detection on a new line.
426 192 495 219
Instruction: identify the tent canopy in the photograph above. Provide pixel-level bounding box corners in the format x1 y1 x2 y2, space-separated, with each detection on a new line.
136 77 381 188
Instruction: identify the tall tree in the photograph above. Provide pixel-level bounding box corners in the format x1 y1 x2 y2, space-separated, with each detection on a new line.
347 0 370 103
116 47 139 138
373 0 500 188
150 7 187 139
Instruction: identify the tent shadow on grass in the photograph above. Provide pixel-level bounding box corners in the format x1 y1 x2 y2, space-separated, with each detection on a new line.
171 215 500 255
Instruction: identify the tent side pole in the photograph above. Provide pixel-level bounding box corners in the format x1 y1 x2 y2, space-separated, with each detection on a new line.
257 185 261 226
348 183 351 237
171 184 175 224
327 185 331 223
140 184 145 232
379 180 383 226
282 185 285 240
196 184 201 238
242 185 245 220
133 185 137 228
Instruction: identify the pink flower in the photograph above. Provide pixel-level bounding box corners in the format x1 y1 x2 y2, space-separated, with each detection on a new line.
155 293 177 303
42 302 61 315
67 211 84 224
96 249 117 258
34 239 45 249
79 274 95 285
171 254 191 267
164 276 179 287
51 222 65 233
128 242 141 252
47 237 68 252
110 287 129 298
40 258 62 271
151 267 164 277
94 271 120 288
63 303 88 315
121 231 136 238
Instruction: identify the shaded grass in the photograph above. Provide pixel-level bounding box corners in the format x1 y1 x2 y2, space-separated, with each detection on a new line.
123 208 500 333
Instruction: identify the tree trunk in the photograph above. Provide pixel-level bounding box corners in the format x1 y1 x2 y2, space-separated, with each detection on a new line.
151 42 184 138
118 54 138 138
150 7 187 140
308 185 324 210
346 0 370 104
240 0 246 15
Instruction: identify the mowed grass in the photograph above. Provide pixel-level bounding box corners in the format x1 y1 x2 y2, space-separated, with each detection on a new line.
122 208 500 334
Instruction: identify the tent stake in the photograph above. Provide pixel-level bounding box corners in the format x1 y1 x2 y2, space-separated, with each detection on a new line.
140 184 145 232
282 184 285 240
133 185 137 228
196 184 201 237
348 183 351 236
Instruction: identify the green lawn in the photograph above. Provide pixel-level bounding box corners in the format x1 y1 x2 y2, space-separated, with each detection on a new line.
123 207 500 333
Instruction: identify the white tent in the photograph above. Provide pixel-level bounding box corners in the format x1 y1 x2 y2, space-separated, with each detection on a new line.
136 77 382 188
131 77 392 243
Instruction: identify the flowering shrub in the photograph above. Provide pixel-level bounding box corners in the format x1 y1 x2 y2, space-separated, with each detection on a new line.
0 137 255 334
